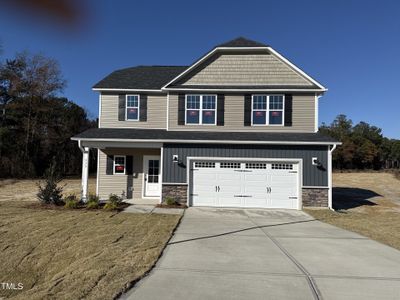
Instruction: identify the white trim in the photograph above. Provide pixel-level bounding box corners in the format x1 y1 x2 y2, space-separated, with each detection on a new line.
315 94 320 132
328 144 337 210
185 94 217 126
162 182 189 185
159 147 163 203
162 46 327 91
142 155 161 198
72 137 342 146
162 48 220 89
267 47 327 90
125 94 140 121
93 88 164 92
113 155 126 175
185 156 303 209
98 93 102 128
166 93 170 130
96 149 100 196
164 87 325 92
251 94 285 126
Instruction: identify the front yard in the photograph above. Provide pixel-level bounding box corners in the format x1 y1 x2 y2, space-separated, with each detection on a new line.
0 179 180 299
306 172 400 250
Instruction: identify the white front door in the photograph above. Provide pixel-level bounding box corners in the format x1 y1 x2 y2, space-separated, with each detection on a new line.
143 155 161 197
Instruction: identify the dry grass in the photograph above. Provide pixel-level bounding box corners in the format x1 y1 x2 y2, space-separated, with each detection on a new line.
306 172 400 250
0 178 96 202
0 179 181 299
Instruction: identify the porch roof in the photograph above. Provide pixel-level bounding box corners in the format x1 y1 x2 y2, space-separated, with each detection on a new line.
72 128 340 145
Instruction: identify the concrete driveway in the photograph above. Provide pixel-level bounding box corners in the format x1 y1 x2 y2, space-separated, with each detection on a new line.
122 208 400 300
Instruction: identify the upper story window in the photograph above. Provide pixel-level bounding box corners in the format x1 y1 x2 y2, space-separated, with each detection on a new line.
252 95 284 126
186 95 217 125
114 155 126 174
126 95 139 121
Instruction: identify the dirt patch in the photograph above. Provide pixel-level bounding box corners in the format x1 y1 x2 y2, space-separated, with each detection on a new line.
306 172 400 250
0 178 96 202
0 201 180 299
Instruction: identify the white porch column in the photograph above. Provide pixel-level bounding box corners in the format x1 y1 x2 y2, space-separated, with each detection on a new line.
81 146 90 203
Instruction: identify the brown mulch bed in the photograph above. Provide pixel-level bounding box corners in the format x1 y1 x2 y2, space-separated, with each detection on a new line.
24 202 131 211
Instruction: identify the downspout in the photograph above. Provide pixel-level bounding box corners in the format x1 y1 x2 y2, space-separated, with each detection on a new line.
78 139 84 153
328 144 337 210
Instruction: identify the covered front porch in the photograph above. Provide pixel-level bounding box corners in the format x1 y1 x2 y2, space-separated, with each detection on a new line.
78 140 163 204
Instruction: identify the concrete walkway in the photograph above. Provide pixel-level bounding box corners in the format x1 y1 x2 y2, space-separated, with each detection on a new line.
122 204 184 215
121 208 400 300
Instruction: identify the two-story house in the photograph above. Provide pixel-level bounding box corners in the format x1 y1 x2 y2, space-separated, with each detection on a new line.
72 37 340 210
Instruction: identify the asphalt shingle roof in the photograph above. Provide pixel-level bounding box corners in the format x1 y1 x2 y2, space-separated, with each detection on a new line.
92 37 276 90
73 128 339 144
217 37 269 48
93 66 188 89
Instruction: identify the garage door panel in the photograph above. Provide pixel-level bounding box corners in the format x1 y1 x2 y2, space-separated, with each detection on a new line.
191 160 299 209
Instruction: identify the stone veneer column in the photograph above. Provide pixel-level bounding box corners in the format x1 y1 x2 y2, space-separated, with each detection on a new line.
162 184 188 204
302 188 329 207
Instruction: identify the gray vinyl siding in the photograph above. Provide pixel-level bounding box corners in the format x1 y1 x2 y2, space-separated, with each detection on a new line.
97 148 160 199
162 144 328 186
178 53 313 86
168 93 315 132
100 93 167 129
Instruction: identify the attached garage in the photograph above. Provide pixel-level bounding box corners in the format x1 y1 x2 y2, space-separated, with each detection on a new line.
189 159 301 209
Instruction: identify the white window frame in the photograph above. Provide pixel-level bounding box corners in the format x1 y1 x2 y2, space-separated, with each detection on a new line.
185 94 217 125
113 155 126 175
251 94 285 126
125 94 140 121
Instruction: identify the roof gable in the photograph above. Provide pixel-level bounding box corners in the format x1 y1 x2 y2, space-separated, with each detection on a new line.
217 37 269 48
170 50 315 88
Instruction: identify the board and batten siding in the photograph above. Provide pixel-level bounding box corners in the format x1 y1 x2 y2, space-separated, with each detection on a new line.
177 52 313 86
168 93 315 132
162 144 328 187
97 148 160 199
100 93 167 128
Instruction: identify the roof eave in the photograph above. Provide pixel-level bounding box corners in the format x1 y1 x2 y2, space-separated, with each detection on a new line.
71 136 341 146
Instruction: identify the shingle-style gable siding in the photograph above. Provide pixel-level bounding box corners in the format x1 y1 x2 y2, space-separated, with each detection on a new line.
175 52 314 87
168 93 315 132
100 93 167 129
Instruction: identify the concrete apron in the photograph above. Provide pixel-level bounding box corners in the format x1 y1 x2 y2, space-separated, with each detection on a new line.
121 207 400 300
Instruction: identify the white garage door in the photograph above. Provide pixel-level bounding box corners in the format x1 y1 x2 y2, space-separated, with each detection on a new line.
190 161 299 209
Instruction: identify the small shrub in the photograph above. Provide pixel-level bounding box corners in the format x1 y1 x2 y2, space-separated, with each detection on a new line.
64 198 78 209
165 197 177 206
86 201 99 209
37 162 64 206
86 194 100 209
103 202 118 210
88 194 99 203
108 194 122 205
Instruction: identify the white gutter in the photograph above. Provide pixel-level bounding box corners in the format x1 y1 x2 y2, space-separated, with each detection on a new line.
162 87 327 92
72 137 342 146
78 139 85 152
328 144 337 210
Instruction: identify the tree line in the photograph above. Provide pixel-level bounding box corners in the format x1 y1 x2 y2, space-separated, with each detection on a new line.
0 49 97 178
320 115 400 170
1 45 399 178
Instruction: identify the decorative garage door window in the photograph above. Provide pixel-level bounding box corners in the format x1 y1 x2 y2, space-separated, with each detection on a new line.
220 162 241 168
271 163 293 170
245 163 267 169
114 156 126 174
194 162 215 168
